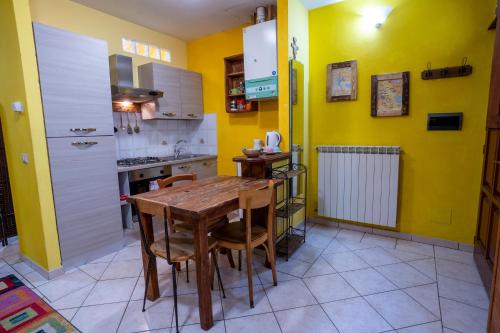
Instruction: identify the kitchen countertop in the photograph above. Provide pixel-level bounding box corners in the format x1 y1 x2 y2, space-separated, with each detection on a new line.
117 154 217 173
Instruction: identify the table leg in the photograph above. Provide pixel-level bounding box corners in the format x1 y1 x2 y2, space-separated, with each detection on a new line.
140 213 159 301
194 216 213 330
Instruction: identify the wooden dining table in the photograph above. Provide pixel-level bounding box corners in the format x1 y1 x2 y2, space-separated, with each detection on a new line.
128 176 274 331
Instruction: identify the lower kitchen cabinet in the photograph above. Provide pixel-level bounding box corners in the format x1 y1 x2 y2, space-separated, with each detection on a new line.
171 158 217 179
47 136 123 267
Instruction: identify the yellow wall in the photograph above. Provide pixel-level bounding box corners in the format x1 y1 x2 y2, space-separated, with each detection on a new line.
0 0 61 270
278 0 290 150
308 0 496 244
29 0 188 84
288 0 310 166
187 27 280 175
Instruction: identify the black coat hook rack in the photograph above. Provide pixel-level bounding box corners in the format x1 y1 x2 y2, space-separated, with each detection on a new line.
421 58 473 80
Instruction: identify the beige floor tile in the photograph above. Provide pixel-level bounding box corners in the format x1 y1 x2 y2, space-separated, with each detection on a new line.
290 243 324 263
440 298 487 333
365 290 438 329
304 273 359 303
177 320 225 333
256 264 297 284
407 258 437 280
355 247 401 267
275 304 340 333
323 239 351 254
117 298 174 333
304 257 336 277
397 321 443 333
131 274 176 300
101 259 143 280
113 244 143 261
12 262 33 275
435 247 474 266
175 291 223 326
436 259 482 285
48 283 95 310
322 296 392 333
90 251 117 264
322 251 370 272
404 283 441 318
387 248 432 262
337 229 365 242
341 267 398 295
396 240 435 257
83 277 137 306
376 263 434 288
23 270 49 287
361 234 397 249
438 275 489 310
275 257 312 278
221 285 272 319
264 279 317 311
225 313 281 333
79 262 109 280
37 270 95 302
58 308 78 322
72 302 127 333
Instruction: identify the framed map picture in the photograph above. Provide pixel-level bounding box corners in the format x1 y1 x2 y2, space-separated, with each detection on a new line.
371 71 410 117
326 60 357 102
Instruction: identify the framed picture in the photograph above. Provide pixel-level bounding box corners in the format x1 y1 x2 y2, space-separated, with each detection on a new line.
371 71 410 117
326 60 357 102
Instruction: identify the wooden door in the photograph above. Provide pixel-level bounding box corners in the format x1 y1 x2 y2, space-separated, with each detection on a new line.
476 6 500 292
180 71 204 120
33 23 114 138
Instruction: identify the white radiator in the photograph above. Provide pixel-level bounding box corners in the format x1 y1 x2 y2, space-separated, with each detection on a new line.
317 146 400 227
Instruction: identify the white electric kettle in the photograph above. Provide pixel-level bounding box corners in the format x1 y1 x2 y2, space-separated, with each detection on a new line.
266 131 281 149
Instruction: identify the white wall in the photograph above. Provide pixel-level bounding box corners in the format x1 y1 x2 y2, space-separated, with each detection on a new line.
113 113 217 159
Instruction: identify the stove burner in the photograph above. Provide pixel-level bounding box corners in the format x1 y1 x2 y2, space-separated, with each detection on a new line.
117 156 161 167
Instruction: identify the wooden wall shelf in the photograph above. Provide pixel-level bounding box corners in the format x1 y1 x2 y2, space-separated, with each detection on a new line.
224 54 259 113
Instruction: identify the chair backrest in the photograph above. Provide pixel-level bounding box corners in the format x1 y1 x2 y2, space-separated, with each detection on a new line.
239 180 275 244
157 173 197 189
132 197 174 264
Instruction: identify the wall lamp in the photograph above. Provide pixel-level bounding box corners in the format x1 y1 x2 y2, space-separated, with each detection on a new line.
361 6 393 29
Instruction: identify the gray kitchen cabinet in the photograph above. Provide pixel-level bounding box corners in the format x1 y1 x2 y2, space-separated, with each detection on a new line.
139 63 181 120
34 23 123 268
181 71 203 119
171 158 217 180
47 136 122 267
138 63 203 120
33 23 114 138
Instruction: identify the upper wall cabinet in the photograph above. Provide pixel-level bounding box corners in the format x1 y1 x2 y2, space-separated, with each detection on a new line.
138 63 203 120
33 23 114 137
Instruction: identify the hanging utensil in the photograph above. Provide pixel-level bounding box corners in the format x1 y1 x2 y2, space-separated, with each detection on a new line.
120 113 126 131
134 113 140 133
127 113 133 135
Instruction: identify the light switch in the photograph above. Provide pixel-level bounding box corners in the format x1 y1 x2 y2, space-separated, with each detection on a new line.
21 153 29 164
11 101 24 113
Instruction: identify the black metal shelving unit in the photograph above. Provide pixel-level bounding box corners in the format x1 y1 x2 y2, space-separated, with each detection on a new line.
272 163 307 260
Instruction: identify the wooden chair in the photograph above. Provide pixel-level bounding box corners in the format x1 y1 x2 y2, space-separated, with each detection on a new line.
157 173 236 270
212 180 278 308
135 203 225 333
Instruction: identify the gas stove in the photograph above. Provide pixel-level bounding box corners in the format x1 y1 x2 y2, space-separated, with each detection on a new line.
117 156 162 167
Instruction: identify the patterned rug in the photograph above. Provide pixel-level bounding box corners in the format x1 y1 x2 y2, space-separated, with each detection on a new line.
0 275 80 333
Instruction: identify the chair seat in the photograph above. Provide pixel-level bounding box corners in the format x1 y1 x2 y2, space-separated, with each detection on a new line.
212 221 267 245
151 232 217 262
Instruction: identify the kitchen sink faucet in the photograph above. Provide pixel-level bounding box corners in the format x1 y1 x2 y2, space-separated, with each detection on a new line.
174 139 187 159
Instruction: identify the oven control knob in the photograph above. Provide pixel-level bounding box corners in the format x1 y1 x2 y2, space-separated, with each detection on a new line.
140 173 144 178
160 170 164 174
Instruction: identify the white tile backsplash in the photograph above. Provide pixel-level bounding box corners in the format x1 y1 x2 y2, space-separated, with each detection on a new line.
113 113 217 159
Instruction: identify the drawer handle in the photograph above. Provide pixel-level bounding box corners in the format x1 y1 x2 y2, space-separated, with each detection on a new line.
72 141 98 146
178 165 190 170
187 114 198 118
70 128 96 133
163 112 176 117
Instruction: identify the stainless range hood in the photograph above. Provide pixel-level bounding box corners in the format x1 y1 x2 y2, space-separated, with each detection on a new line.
109 54 163 103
